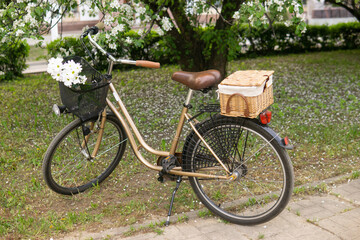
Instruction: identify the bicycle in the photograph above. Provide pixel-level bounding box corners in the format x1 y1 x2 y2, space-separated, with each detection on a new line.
42 23 294 226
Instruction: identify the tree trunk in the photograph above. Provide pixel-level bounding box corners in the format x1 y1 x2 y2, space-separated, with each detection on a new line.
148 0 243 78
207 0 243 78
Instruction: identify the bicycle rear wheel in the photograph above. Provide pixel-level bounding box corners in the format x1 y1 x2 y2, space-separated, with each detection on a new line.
42 114 127 195
182 115 293 225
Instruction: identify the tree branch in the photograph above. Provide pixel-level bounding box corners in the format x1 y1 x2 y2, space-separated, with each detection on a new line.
325 0 360 21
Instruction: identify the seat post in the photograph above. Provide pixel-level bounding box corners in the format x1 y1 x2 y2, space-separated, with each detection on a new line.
169 89 194 155
184 89 194 106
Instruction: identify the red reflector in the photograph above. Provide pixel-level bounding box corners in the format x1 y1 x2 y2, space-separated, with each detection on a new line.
266 110 272 123
284 136 289 145
260 110 272 124
260 113 267 124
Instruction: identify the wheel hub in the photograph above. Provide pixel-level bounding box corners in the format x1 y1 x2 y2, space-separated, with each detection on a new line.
230 164 247 181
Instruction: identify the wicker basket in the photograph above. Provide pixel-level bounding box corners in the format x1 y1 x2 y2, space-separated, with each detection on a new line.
219 70 274 118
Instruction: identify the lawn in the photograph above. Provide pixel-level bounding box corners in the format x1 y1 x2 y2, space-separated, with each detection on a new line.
0 49 359 239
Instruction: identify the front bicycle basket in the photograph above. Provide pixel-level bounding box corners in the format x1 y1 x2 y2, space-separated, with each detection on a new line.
59 56 110 121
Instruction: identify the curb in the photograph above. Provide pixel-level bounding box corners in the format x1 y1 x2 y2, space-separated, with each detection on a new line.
23 61 48 74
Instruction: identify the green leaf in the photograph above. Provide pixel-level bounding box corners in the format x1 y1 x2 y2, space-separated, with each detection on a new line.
254 19 262 28
289 5 294 13
299 6 304 14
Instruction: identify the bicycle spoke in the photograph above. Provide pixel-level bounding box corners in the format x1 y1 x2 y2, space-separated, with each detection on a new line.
243 134 279 164
94 138 128 159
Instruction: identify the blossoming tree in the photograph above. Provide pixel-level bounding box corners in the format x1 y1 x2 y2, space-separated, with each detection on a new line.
1 0 306 78
90 0 306 77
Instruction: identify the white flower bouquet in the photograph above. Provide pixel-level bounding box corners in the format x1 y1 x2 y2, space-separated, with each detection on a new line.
47 57 87 88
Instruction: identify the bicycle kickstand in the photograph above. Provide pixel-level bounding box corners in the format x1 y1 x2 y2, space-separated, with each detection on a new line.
165 176 182 226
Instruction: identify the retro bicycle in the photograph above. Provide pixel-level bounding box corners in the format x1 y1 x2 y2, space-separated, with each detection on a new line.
42 23 294 226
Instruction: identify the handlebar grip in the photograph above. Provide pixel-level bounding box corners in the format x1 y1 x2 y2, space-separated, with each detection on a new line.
136 60 160 69
95 22 105 31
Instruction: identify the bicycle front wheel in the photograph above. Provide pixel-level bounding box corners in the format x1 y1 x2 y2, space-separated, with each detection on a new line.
43 114 127 195
182 115 293 225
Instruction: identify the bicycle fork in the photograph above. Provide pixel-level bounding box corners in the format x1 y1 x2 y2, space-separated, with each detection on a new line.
80 110 107 159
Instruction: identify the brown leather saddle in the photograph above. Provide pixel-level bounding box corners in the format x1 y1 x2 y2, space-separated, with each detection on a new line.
171 70 222 91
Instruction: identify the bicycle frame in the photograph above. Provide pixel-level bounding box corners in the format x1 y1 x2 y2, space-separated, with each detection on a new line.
87 34 232 180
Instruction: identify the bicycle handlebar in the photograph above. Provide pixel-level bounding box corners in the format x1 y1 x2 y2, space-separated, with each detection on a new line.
82 22 160 69
136 60 161 68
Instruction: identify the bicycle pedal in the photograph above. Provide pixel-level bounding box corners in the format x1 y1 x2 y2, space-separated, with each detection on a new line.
161 155 178 173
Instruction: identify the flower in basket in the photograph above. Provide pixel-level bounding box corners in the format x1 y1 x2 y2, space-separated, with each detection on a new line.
47 57 87 88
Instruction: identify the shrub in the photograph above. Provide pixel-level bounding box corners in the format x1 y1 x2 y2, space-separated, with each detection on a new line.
237 22 360 57
0 40 29 81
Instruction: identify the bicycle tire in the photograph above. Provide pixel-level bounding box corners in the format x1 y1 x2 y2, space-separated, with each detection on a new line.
42 114 127 195
182 115 293 225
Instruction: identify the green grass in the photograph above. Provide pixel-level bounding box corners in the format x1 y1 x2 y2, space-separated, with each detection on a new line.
122 220 165 237
0 49 360 239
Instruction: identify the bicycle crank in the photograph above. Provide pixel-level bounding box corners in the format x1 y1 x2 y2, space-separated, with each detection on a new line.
157 153 182 182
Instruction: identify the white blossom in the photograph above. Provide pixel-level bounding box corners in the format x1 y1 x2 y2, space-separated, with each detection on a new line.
137 29 144 36
248 14 254 22
125 37 132 44
233 11 241 20
284 21 291 27
143 15 151 23
104 15 114 26
24 13 37 27
293 3 301 14
161 17 173 32
120 4 133 18
110 0 121 9
136 6 146 15
111 24 125 36
109 42 117 50
15 29 24 37
156 27 164 36
60 47 70 56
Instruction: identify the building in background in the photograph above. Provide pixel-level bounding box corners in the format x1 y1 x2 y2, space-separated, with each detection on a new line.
306 0 357 25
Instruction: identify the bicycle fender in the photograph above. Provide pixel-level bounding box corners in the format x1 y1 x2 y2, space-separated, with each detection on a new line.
251 119 294 150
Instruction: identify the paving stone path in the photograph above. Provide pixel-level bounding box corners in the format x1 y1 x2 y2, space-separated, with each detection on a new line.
60 178 360 240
